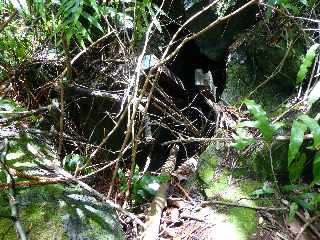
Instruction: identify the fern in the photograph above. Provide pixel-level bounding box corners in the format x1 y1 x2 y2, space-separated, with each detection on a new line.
296 43 319 84
56 0 103 48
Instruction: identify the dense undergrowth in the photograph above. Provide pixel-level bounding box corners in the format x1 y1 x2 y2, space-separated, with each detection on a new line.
0 0 320 239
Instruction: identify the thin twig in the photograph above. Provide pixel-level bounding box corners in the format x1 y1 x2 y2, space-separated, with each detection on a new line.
0 140 27 240
0 178 66 190
162 137 232 146
247 40 294 98
201 200 288 211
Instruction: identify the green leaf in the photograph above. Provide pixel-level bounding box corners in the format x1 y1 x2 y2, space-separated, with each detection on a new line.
243 99 274 140
296 43 319 84
238 120 259 128
289 153 307 182
288 202 298 222
313 151 320 183
6 151 25 160
307 80 320 107
298 0 307 5
288 120 307 166
281 184 309 193
230 128 256 150
250 182 274 198
298 114 320 148
63 154 89 172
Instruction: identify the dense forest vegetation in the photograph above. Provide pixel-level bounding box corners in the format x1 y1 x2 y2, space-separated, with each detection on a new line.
0 0 319 239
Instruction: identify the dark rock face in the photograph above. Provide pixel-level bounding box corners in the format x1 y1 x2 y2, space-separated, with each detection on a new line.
154 0 259 99
167 29 227 100
186 0 259 61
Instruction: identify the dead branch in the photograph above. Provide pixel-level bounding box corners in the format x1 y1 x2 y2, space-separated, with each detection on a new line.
0 10 17 33
142 144 179 240
201 200 288 211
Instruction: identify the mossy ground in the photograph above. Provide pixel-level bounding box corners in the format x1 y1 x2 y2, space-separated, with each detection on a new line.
195 146 276 240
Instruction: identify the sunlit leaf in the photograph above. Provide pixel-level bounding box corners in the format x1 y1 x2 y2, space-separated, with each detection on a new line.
298 0 307 5
6 151 25 160
230 128 256 150
243 99 274 141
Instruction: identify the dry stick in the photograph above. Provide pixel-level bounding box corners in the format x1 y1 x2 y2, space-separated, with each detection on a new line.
304 54 319 100
162 0 220 59
108 0 167 198
0 10 17 33
162 137 232 146
0 178 67 190
200 200 288 212
0 141 27 240
152 91 200 136
295 215 320 240
0 101 58 124
6 173 27 240
70 30 115 66
259 2 320 24
281 200 320 239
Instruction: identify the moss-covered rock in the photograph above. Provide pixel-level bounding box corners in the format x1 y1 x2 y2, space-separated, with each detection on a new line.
0 186 124 240
194 144 279 240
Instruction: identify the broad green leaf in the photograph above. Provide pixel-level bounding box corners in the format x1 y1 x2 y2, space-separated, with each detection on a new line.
298 0 307 5
288 202 298 222
313 151 320 183
298 114 320 148
81 11 103 32
313 194 320 205
6 151 25 160
243 99 274 140
250 183 274 198
296 43 319 84
281 184 309 193
307 80 320 107
13 162 37 168
230 128 256 150
289 153 307 182
63 154 89 172
238 120 259 128
288 120 307 166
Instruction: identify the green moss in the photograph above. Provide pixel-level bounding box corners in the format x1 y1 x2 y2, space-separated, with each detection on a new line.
228 207 257 240
0 219 16 240
197 147 218 185
203 171 229 198
22 204 67 240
